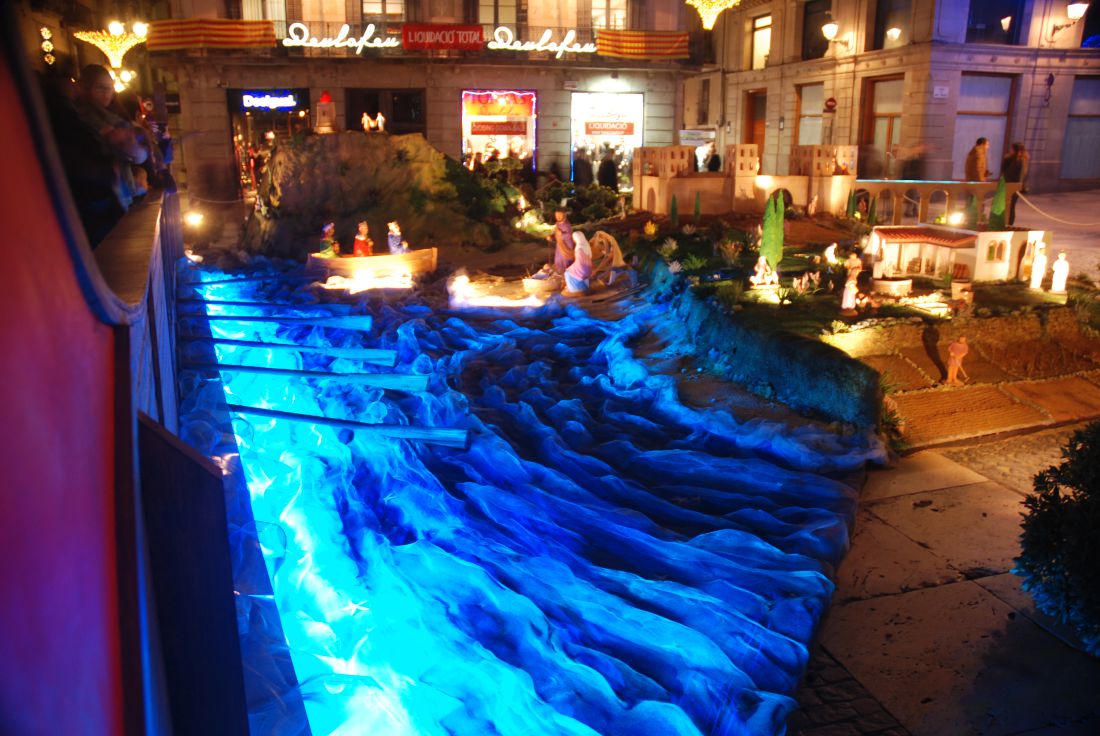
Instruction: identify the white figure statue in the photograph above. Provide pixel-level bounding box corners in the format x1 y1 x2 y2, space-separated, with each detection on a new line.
1050 251 1070 293
1029 245 1047 290
841 279 858 314
749 255 779 288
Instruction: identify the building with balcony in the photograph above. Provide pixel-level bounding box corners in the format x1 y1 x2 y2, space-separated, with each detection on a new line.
682 0 1100 194
144 0 708 198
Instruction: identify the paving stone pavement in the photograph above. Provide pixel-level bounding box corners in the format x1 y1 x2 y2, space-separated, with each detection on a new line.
790 423 1100 736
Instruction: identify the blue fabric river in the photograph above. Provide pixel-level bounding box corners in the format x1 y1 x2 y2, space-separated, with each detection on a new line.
177 259 883 736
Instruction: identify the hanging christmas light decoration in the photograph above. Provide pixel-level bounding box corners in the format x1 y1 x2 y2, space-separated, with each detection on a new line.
40 27 55 65
684 0 742 30
74 21 147 89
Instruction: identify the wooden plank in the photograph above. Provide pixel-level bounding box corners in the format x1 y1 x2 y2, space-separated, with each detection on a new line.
178 297 354 314
179 336 397 366
180 313 374 331
227 403 468 448
184 361 428 392
138 414 249 736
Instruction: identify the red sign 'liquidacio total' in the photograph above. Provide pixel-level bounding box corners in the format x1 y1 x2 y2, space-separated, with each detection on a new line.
402 24 484 50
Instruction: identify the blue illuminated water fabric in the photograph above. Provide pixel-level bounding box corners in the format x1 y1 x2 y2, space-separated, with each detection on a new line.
177 260 882 736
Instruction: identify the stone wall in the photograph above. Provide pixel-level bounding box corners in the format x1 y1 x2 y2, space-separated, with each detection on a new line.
643 260 882 428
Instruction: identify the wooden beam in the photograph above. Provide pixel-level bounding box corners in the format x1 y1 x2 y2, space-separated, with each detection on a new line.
179 337 397 366
183 362 428 392
226 404 468 448
178 297 354 314
179 314 374 331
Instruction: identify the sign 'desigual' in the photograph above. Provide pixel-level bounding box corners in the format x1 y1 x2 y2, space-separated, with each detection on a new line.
402 24 484 51
282 22 399 53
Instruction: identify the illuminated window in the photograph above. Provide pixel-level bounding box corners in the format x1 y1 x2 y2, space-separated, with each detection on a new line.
362 0 404 21
987 241 1006 261
242 0 287 38
751 15 771 70
1062 77 1100 179
797 83 824 145
592 0 628 29
479 0 517 27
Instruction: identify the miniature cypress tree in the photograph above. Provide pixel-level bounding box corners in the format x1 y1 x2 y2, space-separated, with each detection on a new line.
867 195 878 226
670 195 679 227
760 193 784 271
846 190 857 218
694 191 702 224
989 176 1007 230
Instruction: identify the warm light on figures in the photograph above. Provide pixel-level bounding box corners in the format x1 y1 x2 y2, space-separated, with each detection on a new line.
685 0 743 31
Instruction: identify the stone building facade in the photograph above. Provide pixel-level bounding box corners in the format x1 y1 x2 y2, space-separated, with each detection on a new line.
682 0 1100 192
153 0 701 198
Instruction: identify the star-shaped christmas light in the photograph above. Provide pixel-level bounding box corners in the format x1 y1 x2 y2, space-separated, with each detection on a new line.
685 0 742 30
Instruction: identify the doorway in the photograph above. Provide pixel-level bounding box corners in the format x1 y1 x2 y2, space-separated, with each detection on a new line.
861 76 904 179
743 90 767 150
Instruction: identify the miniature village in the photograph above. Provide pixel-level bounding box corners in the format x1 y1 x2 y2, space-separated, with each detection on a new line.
197 132 1100 451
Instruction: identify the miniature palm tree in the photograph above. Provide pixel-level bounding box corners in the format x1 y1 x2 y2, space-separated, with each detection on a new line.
989 176 1007 230
760 192 784 272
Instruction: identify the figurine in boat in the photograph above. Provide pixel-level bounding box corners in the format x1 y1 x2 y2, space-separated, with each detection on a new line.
353 221 374 257
563 232 593 295
387 221 409 254
317 222 340 258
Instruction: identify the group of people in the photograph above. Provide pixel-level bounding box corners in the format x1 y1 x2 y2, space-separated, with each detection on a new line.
41 63 172 247
317 220 408 258
573 150 621 192
965 137 1029 224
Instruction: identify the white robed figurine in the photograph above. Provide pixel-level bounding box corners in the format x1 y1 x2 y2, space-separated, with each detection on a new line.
564 232 593 294
1050 252 1069 293
1029 245 1047 290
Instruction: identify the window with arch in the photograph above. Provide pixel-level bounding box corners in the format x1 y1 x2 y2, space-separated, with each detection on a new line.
987 240 1006 262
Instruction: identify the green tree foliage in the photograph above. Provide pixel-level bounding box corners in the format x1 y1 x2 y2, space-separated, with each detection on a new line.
989 176 1007 230
694 191 702 224
867 196 877 226
1016 421 1100 655
846 189 858 218
760 192 784 271
670 195 679 227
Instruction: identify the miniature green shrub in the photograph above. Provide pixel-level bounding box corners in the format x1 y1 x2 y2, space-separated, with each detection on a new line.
1016 421 1100 655
670 195 680 227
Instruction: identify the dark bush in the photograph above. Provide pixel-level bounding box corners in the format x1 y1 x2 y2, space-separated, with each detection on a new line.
1016 420 1100 655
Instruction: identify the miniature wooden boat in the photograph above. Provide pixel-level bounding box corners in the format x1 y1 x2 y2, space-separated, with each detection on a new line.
307 248 438 277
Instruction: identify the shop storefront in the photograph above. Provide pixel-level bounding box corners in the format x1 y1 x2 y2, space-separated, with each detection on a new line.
570 92 644 189
345 88 426 136
226 88 311 188
461 90 537 173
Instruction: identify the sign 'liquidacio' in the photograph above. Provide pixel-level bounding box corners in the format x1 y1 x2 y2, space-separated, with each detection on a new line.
281 22 596 59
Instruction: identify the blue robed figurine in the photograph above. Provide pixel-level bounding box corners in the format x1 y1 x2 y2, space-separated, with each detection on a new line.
387 221 409 254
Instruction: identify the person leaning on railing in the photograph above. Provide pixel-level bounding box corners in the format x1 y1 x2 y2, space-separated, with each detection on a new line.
74 65 148 214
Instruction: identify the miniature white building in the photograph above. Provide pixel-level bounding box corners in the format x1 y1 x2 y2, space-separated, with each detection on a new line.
868 225 1051 283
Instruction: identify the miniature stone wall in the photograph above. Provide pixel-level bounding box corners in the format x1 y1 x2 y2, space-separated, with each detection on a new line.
822 308 1082 357
642 259 882 427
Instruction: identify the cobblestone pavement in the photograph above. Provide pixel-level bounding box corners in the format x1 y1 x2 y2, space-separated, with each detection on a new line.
789 647 911 736
940 422 1088 496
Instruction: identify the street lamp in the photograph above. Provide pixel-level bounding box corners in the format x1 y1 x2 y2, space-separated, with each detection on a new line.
1050 2 1090 39
821 14 850 50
